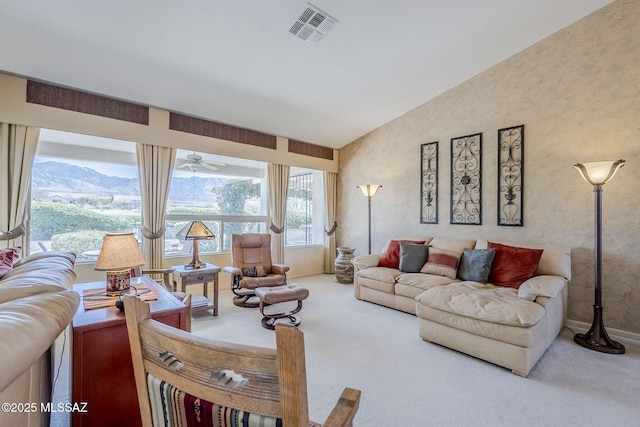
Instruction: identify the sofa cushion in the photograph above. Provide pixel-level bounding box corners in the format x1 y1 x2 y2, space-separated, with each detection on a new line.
420 247 461 279
416 301 548 347
429 237 476 253
395 273 454 299
417 281 546 327
0 247 21 279
457 248 496 283
399 243 430 273
357 267 401 294
487 242 543 289
378 240 425 269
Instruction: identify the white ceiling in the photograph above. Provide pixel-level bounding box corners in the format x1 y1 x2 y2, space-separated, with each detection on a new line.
0 0 613 149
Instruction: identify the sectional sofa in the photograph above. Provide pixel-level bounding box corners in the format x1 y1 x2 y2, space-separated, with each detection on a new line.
352 235 571 377
0 250 79 427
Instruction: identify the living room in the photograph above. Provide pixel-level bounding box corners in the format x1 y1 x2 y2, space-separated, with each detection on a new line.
1 0 639 425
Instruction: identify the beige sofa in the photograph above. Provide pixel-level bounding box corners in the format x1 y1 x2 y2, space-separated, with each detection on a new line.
0 251 79 427
352 236 571 377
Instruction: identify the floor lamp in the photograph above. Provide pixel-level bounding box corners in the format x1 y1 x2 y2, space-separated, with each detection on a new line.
573 159 625 354
357 184 382 254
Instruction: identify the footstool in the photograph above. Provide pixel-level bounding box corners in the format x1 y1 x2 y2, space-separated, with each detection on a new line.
255 284 309 330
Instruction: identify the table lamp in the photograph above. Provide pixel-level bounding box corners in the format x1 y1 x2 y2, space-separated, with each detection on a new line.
94 232 145 296
177 220 215 269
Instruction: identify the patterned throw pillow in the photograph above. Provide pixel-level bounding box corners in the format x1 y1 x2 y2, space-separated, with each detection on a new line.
242 265 268 277
0 247 21 279
378 240 425 269
420 247 462 279
487 242 543 289
147 374 282 427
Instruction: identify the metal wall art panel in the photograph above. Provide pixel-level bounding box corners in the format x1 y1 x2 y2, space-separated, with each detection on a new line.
420 141 438 224
450 133 482 225
497 125 524 226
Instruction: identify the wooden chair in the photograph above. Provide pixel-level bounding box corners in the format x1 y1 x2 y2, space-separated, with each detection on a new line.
137 267 175 292
124 295 361 427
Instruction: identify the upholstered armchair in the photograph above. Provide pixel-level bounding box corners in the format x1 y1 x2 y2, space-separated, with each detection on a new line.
223 233 289 307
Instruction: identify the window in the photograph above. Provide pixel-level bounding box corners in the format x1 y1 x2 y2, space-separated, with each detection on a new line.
30 129 141 263
285 168 326 247
164 150 268 256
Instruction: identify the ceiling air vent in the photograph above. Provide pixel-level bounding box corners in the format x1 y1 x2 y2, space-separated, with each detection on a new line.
289 4 337 45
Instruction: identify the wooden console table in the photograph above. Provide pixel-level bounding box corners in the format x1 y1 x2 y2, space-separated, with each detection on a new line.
71 276 189 427
171 263 220 316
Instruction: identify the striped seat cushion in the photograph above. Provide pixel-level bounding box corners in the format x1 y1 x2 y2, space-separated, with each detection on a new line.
147 374 283 427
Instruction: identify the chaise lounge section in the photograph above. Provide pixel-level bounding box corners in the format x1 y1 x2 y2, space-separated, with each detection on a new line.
352 235 571 377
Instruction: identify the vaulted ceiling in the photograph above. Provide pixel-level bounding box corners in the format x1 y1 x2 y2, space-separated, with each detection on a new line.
0 0 613 149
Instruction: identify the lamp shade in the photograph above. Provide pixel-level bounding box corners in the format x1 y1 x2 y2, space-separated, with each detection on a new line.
177 220 215 240
357 184 382 198
94 232 144 271
574 159 625 186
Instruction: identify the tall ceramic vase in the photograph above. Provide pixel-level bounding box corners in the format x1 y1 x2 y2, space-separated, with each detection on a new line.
335 247 355 284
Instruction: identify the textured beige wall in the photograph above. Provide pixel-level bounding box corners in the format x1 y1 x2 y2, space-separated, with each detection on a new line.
338 0 640 333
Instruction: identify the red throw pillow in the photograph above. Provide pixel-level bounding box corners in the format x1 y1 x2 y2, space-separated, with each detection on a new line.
0 247 21 279
487 242 543 289
378 240 425 269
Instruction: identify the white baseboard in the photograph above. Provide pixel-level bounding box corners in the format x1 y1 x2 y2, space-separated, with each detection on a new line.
565 319 640 344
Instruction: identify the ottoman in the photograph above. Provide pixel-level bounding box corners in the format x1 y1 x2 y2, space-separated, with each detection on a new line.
255 284 309 330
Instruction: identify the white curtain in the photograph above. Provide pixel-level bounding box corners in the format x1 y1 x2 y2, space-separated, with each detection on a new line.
323 171 338 273
267 163 290 264
136 143 176 269
0 123 40 252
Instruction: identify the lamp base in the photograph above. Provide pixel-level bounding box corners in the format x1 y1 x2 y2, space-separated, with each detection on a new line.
184 260 205 269
105 269 131 296
184 240 205 269
573 305 625 354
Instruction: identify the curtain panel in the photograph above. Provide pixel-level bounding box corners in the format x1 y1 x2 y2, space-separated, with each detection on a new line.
136 143 176 269
323 171 338 273
0 123 40 252
267 163 290 264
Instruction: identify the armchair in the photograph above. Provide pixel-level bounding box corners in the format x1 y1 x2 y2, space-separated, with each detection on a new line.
123 295 361 427
223 233 289 307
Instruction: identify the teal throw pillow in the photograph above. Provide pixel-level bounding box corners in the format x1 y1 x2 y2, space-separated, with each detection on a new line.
457 248 496 283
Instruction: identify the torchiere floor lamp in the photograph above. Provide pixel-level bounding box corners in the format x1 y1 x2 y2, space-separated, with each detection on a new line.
357 184 382 254
573 159 625 354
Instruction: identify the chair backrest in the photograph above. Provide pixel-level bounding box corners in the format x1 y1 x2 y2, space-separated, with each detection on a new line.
124 295 360 427
131 267 175 292
231 233 274 273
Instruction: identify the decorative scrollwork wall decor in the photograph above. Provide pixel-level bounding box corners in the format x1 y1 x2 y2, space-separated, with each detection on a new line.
497 125 524 226
450 133 482 225
420 141 438 224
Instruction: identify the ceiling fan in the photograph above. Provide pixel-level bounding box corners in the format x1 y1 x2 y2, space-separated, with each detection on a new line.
176 152 225 172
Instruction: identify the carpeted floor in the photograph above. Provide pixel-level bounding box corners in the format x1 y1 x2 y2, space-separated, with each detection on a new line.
191 274 640 427
52 274 640 426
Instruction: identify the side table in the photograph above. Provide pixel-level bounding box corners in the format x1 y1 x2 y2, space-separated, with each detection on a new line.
171 263 221 316
71 276 189 427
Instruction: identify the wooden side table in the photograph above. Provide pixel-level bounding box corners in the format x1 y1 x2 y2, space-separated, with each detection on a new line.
71 276 189 427
171 263 221 316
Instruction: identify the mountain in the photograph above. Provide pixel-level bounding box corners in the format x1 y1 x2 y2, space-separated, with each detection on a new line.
32 161 225 202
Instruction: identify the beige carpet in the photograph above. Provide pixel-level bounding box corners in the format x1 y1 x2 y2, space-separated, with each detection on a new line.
51 274 640 426
191 274 640 427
